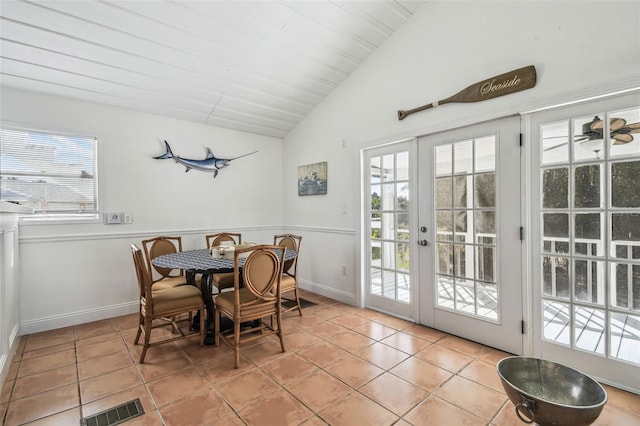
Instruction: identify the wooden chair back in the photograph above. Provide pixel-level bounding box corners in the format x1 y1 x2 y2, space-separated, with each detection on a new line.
206 232 242 248
142 236 184 283
274 234 301 275
235 245 284 303
131 244 153 312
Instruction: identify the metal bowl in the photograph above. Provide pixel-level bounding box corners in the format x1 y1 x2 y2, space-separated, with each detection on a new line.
496 356 607 425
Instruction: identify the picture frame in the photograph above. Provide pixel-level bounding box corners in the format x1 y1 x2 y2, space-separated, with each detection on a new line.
297 161 327 196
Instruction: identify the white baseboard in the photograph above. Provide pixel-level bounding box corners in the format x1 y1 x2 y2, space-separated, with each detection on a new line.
299 279 356 306
18 283 355 334
21 301 139 335
19 282 355 335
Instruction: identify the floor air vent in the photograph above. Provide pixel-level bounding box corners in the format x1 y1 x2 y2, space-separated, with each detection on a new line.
81 398 144 426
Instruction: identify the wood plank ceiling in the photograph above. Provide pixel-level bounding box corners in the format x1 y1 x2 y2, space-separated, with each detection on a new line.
0 0 425 138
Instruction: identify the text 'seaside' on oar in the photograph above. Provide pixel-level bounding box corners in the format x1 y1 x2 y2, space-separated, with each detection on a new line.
397 65 537 120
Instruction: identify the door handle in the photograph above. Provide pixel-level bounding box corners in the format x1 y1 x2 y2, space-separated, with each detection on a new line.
417 239 428 246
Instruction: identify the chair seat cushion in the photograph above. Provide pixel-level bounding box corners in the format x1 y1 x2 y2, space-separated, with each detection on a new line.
280 275 297 291
215 288 277 317
153 285 202 314
152 275 187 291
212 272 234 289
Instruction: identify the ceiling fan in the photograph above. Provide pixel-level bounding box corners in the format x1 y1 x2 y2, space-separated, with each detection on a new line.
544 116 640 152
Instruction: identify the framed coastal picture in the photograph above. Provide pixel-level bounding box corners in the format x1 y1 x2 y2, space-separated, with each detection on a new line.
297 161 327 196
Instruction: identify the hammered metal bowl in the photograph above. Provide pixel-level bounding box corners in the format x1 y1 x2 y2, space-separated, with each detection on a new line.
496 356 607 426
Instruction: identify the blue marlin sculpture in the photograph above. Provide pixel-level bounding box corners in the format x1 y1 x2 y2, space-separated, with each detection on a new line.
153 140 257 178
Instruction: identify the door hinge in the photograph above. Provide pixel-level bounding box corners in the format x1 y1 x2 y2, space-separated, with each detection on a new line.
520 226 524 241
521 320 525 334
519 133 523 147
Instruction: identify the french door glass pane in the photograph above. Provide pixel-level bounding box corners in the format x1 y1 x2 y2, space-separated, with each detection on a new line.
434 136 499 320
611 161 640 207
370 268 382 295
610 312 640 363
542 168 569 208
367 150 411 305
477 281 498 320
573 114 605 161
542 256 570 299
541 121 569 164
382 154 394 181
370 157 381 182
397 152 409 179
437 276 454 309
475 173 495 208
435 144 453 175
476 246 496 282
611 263 640 310
436 211 453 241
574 165 601 208
574 259 604 305
543 300 571 345
475 136 496 172
454 140 473 174
382 213 395 240
574 306 605 355
574 213 603 256
540 106 640 366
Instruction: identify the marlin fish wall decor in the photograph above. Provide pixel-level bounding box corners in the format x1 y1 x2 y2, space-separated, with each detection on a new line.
153 140 257 178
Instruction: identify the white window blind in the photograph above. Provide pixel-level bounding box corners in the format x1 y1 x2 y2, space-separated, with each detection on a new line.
0 126 98 215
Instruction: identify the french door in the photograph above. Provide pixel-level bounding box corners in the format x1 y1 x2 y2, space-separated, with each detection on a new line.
417 116 524 355
528 93 640 392
363 140 417 319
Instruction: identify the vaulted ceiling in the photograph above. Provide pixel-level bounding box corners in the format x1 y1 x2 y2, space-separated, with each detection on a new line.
0 0 425 138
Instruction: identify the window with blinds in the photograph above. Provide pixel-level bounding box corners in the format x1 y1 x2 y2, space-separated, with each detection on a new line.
0 126 98 217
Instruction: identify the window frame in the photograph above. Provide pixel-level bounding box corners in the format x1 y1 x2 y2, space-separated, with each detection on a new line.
0 123 100 223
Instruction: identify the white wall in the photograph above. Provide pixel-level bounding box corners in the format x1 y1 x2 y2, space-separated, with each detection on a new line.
282 1 640 303
1 87 284 333
2 1 640 333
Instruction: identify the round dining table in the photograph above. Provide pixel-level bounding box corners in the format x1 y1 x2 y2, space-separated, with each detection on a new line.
152 247 297 344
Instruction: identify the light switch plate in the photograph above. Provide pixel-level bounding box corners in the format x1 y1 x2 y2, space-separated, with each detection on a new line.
104 212 124 224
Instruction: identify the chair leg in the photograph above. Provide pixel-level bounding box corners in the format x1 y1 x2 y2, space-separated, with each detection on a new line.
276 313 285 353
234 319 241 368
293 288 303 316
134 311 143 345
139 318 152 363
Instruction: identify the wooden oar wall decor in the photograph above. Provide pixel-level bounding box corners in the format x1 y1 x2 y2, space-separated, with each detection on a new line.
397 65 537 120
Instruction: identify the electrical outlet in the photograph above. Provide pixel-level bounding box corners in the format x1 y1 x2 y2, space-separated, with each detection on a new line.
124 213 133 224
342 265 348 276
104 212 124 224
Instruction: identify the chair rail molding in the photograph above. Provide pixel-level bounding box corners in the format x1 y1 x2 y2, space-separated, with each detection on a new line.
285 225 355 236
18 225 284 244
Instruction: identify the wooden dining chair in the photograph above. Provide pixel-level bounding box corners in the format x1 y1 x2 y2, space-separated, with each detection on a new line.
131 244 205 363
214 245 285 368
142 236 188 291
274 234 303 316
205 232 242 293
